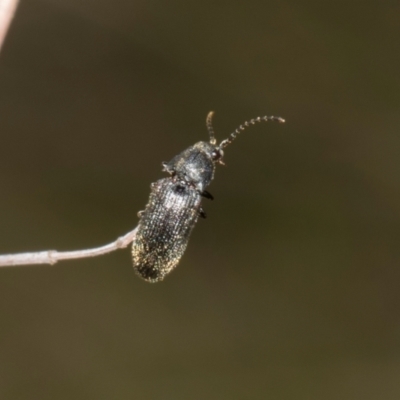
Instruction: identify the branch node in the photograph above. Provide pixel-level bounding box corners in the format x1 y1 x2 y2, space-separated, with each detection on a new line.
48 251 57 265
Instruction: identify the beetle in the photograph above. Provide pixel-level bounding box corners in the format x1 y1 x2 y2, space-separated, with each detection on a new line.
132 111 285 282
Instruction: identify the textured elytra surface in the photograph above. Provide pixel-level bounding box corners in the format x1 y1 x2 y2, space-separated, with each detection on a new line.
132 178 202 282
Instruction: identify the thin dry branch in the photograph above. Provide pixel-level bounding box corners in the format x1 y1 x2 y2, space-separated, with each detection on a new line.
0 0 19 52
0 227 137 267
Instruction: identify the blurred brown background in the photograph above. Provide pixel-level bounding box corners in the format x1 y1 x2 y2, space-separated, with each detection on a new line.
0 0 399 399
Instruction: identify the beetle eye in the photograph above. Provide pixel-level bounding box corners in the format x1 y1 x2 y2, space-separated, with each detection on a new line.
212 149 224 161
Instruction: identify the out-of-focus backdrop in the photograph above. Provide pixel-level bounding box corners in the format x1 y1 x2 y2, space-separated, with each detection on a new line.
0 1 399 399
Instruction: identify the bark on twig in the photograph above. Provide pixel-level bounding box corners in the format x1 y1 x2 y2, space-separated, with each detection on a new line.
0 227 137 267
0 0 19 52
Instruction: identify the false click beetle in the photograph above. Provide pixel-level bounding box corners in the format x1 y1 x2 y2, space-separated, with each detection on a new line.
132 111 285 282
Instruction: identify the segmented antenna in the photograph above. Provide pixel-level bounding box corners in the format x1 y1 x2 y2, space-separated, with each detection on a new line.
219 115 285 150
206 111 216 145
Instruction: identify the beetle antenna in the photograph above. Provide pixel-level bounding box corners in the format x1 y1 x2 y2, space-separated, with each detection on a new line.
206 111 217 145
219 115 285 149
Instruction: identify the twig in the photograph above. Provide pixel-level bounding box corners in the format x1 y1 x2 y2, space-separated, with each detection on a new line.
0 0 19 52
0 227 137 267
0 0 139 268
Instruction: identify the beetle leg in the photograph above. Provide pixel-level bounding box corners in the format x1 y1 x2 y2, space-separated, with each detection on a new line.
162 162 175 175
199 208 207 219
200 190 214 200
